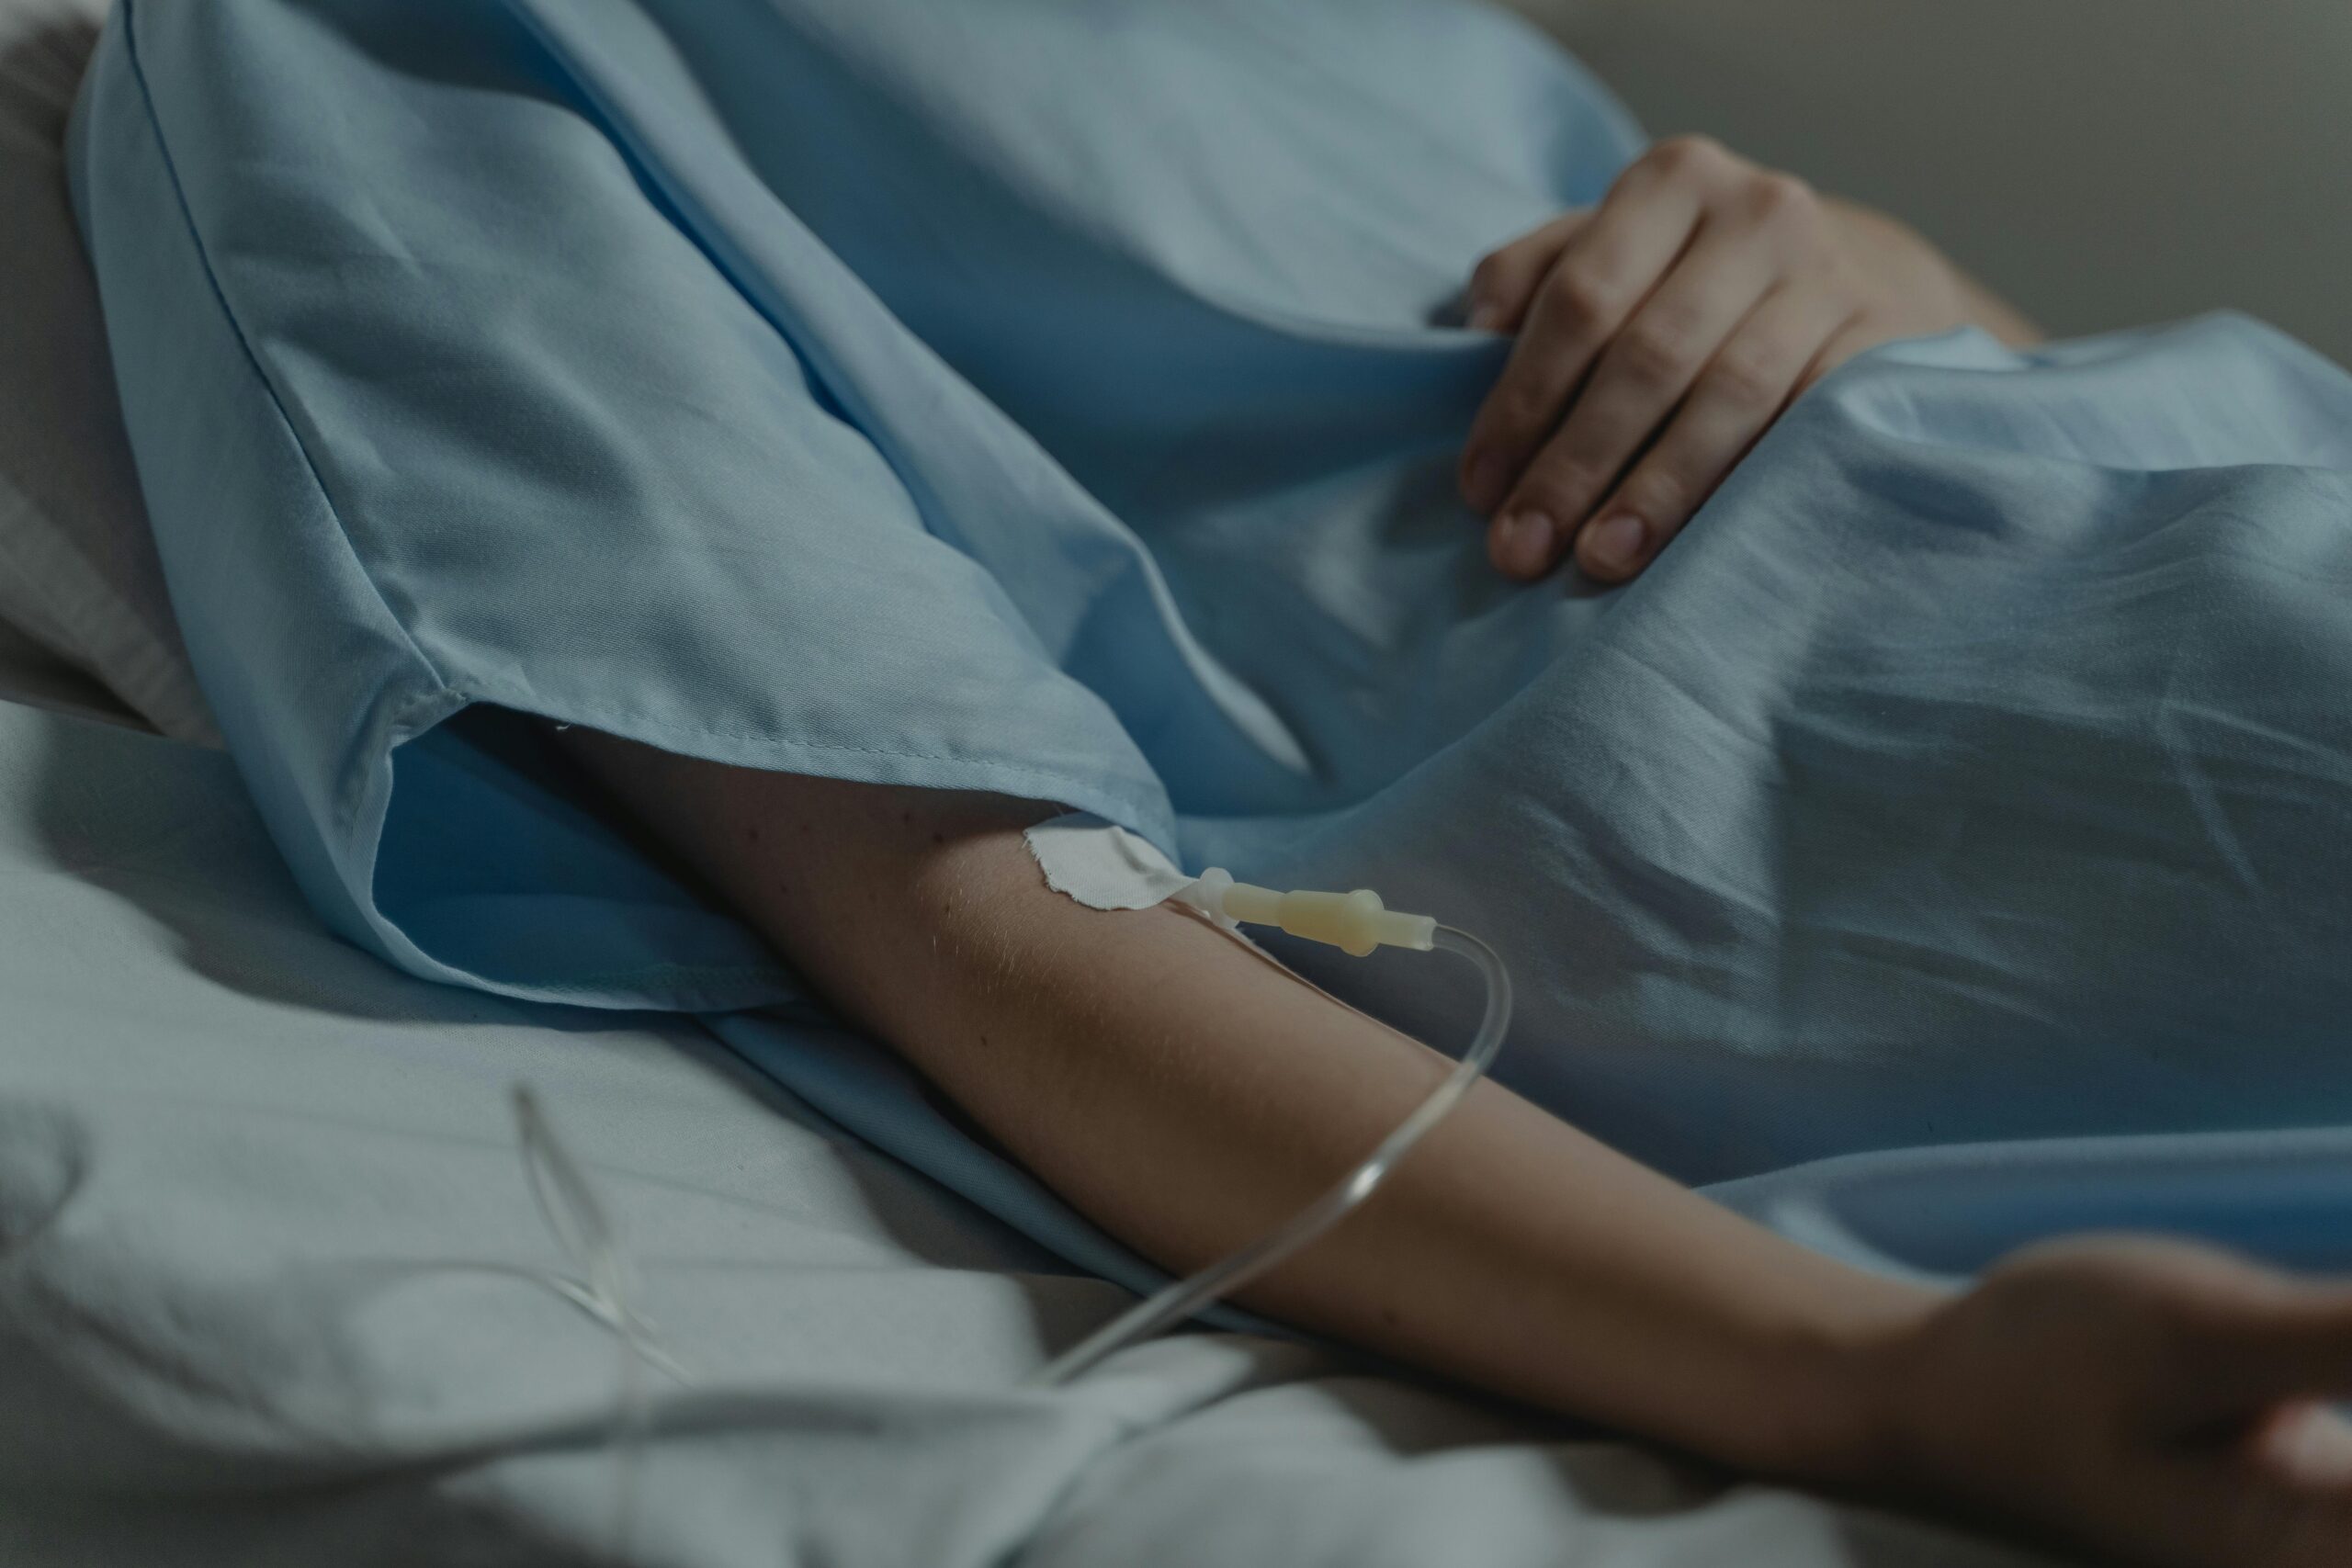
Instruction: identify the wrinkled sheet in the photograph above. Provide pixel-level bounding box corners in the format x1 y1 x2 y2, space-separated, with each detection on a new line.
0 697 2048 1566
68 0 2352 1287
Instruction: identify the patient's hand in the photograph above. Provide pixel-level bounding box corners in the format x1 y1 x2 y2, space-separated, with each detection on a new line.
1457 135 2040 583
1876 1235 2352 1566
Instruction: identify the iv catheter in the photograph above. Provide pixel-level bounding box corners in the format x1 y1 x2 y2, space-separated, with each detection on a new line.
1028 871 1513 1386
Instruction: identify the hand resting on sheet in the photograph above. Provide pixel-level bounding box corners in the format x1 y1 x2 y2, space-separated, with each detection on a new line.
1460 134 2041 583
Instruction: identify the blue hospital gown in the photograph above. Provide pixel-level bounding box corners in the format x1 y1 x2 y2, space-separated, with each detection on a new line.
71 0 2352 1281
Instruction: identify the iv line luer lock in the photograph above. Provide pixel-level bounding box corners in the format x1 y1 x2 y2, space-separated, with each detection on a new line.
1029 871 1513 1386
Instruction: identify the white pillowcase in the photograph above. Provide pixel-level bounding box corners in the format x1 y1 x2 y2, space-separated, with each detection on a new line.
0 0 216 743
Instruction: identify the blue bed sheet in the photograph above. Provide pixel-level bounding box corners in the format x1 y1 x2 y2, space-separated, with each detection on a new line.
69 0 2352 1290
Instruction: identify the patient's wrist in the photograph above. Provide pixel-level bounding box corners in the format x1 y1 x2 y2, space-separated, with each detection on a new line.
1741 1271 1944 1488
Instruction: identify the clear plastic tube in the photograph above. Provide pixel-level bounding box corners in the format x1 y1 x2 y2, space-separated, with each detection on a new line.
1028 923 1512 1386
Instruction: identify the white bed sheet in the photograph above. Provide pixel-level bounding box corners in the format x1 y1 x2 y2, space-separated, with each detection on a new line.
0 714 2049 1564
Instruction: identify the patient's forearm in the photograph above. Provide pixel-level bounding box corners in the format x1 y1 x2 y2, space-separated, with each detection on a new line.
563 733 1934 1480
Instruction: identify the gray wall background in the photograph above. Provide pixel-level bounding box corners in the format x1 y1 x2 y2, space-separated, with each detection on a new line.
1499 0 2351 368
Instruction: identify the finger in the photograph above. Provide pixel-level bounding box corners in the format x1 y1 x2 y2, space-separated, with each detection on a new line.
1459 146 1720 524
1570 283 1853 581
1488 215 1785 580
1464 210 1589 333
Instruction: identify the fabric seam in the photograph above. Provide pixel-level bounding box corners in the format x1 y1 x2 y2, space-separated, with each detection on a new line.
115 6 1169 842
115 0 451 698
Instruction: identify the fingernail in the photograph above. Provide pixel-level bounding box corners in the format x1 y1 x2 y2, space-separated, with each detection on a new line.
1497 510 1555 577
1583 512 1647 573
1464 452 1509 513
1466 299 1505 332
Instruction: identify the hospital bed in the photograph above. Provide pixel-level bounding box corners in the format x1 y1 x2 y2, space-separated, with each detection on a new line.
7 0 2342 1562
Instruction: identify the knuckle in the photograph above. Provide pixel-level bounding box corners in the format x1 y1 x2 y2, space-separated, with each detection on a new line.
1469 250 1512 299
1493 376 1558 434
1743 170 1819 227
1540 265 1614 331
1703 345 1784 407
1645 133 1726 181
1611 317 1695 386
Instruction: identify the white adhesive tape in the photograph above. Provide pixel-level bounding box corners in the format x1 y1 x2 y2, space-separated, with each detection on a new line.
1022 811 1195 911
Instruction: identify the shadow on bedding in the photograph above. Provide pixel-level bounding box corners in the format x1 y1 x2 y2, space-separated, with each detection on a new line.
27 712 622 1029
23 705 1111 1303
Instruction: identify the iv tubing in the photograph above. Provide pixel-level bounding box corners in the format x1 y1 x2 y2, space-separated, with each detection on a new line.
1029 920 1512 1386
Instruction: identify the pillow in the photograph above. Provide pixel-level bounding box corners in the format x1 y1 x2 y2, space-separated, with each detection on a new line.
0 0 216 743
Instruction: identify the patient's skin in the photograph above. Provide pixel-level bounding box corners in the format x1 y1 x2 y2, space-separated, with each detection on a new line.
555 130 2329 1568
1460 135 2041 583
565 728 2352 1568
